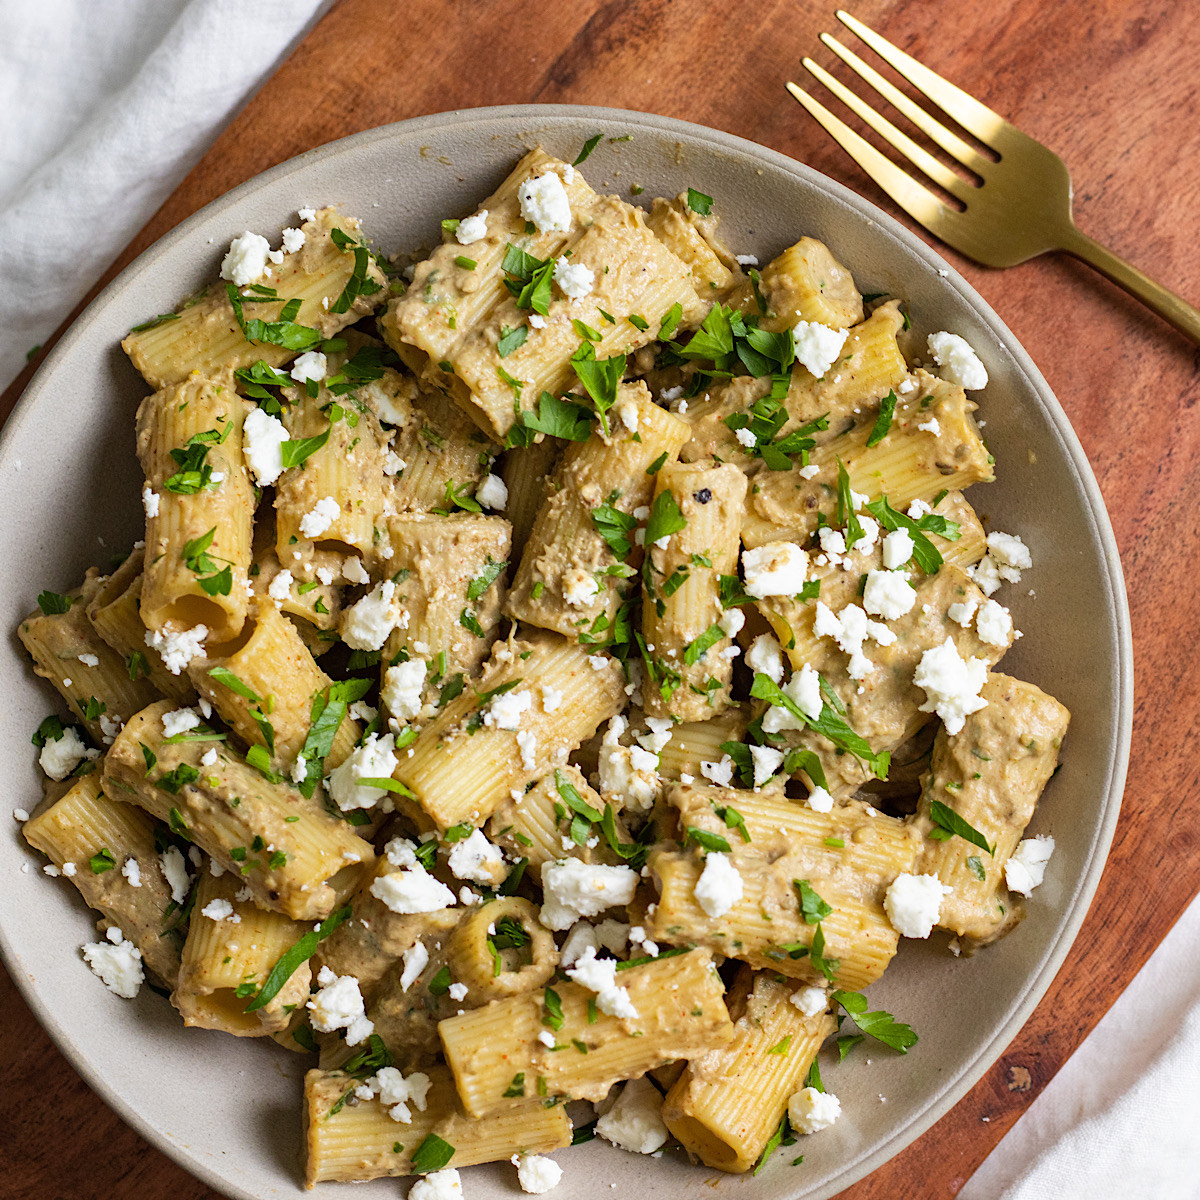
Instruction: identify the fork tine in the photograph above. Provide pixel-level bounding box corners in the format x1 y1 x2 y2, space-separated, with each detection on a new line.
818 34 991 176
785 82 964 237
801 57 974 202
835 10 1013 150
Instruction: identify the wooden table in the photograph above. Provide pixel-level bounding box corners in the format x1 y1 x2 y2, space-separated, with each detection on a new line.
3 1 1197 1196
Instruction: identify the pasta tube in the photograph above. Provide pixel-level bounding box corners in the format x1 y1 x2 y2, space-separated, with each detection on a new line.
438 948 733 1116
137 374 254 642
727 236 863 330
646 194 741 297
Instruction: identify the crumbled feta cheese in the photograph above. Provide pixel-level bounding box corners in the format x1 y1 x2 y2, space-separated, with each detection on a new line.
553 256 594 299
1005 834 1055 897
735 426 757 448
447 981 468 1002
289 756 308 784
242 406 289 486
383 450 406 476
792 320 849 378
559 922 599 969
341 579 399 650
863 569 917 620
370 865 456 915
718 608 744 640
856 514 880 554
742 542 808 599
517 729 538 772
399 941 429 991
788 1086 841 1135
76 652 100 668
562 567 600 609
484 688 533 731
948 595 979 627
699 755 735 787
448 829 506 886
359 1065 433 1123
596 715 658 812
969 555 1004 596
693 851 744 918
39 726 96 780
409 1167 463 1200
913 639 989 734
614 397 640 433
749 743 784 787
290 350 327 384
201 898 235 922
596 1077 669 1154
987 531 1032 577
515 1153 562 1194
636 717 673 755
145 624 207 674
927 331 988 390
382 659 426 721
141 484 160 518
806 786 834 814
281 226 305 253
349 700 377 725
82 928 143 998
307 965 373 1045
342 556 370 585
566 946 638 1019
541 685 564 713
975 598 1013 646
219 232 270 287
159 846 190 903
885 872 951 937
528 313 547 329
818 527 847 561
518 172 573 233
917 416 942 436
790 984 828 1016
761 663 823 733
539 859 639 930
813 601 875 680
161 707 201 739
263 568 293 606
456 210 489 244
300 496 340 539
745 633 785 683
62 862 77 877
328 732 399 811
476 472 508 510
385 838 419 869
121 857 142 888
882 528 914 570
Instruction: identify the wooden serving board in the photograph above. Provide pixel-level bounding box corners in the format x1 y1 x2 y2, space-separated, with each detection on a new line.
3 1 1198 1196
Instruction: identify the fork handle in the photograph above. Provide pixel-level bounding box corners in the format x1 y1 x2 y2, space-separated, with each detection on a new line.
1060 226 1200 345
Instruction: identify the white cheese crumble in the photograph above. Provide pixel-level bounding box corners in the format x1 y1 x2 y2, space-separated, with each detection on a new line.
742 542 808 599
342 556 370 585
761 663 823 733
281 226 305 253
528 313 547 329
382 659 426 721
409 1167 463 1200
447 829 506 886
82 927 143 998
515 1153 562 1194
300 496 340 539
99 714 123 745
735 426 757 448
356 1066 432 1124
882 528 914 569
596 714 658 812
518 172 573 233
476 472 508 510
121 857 142 888
141 484 160 518
267 568 293 605
884 872 951 938
792 320 849 377
742 635 784 687
161 707 201 739
790 984 828 1017
806 785 834 814
863 569 917 620
39 726 97 780
718 607 744 639
329 732 399 811
913 639 989 734
242 406 289 486
541 685 564 713
615 397 640 433
596 1077 669 1154
290 350 327 384
484 688 533 731
975 598 1013 646
1005 834 1055 897
219 232 270 287
565 946 639 1019
201 898 236 922
370 865 456 915
917 416 942 436
145 624 207 674
159 846 190 904
693 851 744 918
553 256 594 299
517 729 538 772
699 755 735 787
447 982 468 1002
948 595 979 627
341 579 399 650
307 965 373 1046
562 567 600 608
399 941 429 991
788 1086 841 1135
927 331 988 390
813 601 875 680
749 743 784 787
539 859 639 930
455 210 489 244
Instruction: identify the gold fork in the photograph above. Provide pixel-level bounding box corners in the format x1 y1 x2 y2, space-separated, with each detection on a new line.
787 10 1200 345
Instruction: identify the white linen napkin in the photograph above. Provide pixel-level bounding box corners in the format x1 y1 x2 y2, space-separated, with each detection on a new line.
0 0 328 392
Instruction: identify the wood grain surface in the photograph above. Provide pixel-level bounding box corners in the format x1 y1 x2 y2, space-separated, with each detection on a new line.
3 1 1198 1197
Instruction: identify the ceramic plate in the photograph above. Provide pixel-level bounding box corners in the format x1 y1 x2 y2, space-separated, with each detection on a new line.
0 105 1132 1199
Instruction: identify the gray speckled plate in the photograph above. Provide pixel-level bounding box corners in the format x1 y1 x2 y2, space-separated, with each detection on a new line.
0 106 1131 1200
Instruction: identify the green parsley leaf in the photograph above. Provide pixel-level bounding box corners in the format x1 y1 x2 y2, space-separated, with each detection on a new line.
864 494 962 574
36 590 72 615
865 390 898 447
591 501 638 559
644 490 687 547
89 848 116 874
467 557 507 601
658 301 683 341
685 826 732 854
574 133 603 165
542 987 565 1030
683 622 724 667
411 1134 455 1175
497 325 528 358
928 800 996 856
836 459 865 550
686 187 714 215
570 343 626 436
795 879 832 924
280 429 330 470
830 989 918 1052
